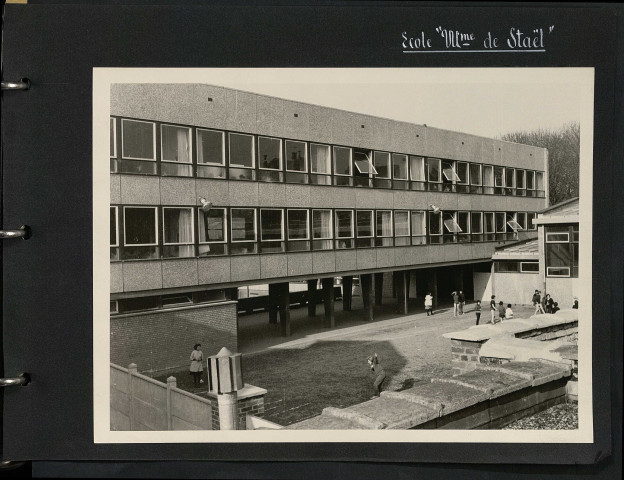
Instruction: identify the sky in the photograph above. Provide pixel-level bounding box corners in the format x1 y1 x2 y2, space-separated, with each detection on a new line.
208 68 590 139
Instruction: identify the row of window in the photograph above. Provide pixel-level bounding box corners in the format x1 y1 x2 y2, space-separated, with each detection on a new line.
110 289 226 315
545 224 579 278
111 205 538 261
494 261 539 273
110 117 547 196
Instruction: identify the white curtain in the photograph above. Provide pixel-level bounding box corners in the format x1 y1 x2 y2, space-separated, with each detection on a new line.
378 211 392 246
177 129 190 163
314 210 332 249
312 145 330 174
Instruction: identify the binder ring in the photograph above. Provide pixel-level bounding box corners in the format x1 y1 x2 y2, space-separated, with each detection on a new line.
1 78 30 90
0 373 30 387
0 225 31 240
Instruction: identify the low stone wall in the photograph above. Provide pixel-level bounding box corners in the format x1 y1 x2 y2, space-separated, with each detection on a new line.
202 384 267 431
287 360 571 430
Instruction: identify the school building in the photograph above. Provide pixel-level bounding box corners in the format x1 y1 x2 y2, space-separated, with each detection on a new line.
108 83 548 372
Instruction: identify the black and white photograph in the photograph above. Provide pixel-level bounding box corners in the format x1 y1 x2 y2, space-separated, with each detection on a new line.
93 68 593 442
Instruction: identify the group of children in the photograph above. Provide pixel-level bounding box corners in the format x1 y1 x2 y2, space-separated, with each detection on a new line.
472 296 514 325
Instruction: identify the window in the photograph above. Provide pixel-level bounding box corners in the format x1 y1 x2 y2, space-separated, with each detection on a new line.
456 162 469 193
536 172 545 197
517 212 527 231
470 212 483 242
160 125 192 176
495 212 507 240
516 170 526 196
506 213 522 233
229 133 255 180
520 262 539 273
285 140 307 183
353 149 376 187
546 225 570 243
230 208 257 254
442 160 460 192
110 300 119 314
197 129 225 178
443 212 462 243
495 261 519 273
411 211 426 245
469 163 482 193
110 206 119 260
356 210 374 247
484 212 495 241
376 210 393 246
505 168 516 195
335 210 354 249
483 165 494 194
258 137 283 182
526 170 535 196
409 156 425 190
198 208 227 256
394 211 410 246
373 151 391 188
119 296 160 313
312 209 333 250
163 207 194 258
260 209 284 253
457 211 470 243
427 158 442 191
428 211 443 244
121 119 156 174
392 154 409 189
110 118 118 173
333 146 352 186
162 294 193 308
310 143 331 185
123 207 158 260
528 212 537 230
287 209 309 252
546 244 572 277
494 166 505 194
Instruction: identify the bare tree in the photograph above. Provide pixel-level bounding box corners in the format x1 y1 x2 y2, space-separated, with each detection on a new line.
501 122 580 205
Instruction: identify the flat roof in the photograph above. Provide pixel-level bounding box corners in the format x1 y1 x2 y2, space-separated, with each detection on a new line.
492 238 539 260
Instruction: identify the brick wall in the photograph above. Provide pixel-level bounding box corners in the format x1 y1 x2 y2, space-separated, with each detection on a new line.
111 301 238 374
451 339 487 376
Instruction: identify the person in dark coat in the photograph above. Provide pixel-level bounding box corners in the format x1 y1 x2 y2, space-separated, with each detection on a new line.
489 295 497 324
498 301 506 323
475 300 482 325
368 353 386 398
452 291 460 317
458 290 465 315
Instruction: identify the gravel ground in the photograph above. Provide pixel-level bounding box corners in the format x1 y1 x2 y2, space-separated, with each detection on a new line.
503 403 578 430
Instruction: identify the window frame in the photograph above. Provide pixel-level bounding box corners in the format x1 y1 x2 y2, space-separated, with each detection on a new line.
110 117 117 159
162 207 195 246
285 139 308 173
123 206 158 247
333 146 353 177
160 123 192 164
335 209 355 239
198 207 228 245
121 119 157 161
373 151 391 179
287 209 310 241
259 208 285 242
257 136 283 171
391 153 409 181
394 210 411 238
228 132 256 169
110 206 119 247
230 208 257 243
196 128 225 166
520 262 540 273
312 209 334 240
310 143 332 175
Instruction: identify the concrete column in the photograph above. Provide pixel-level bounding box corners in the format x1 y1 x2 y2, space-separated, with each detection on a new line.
342 276 353 311
128 363 137 431
427 269 438 309
277 283 291 337
397 270 409 315
374 273 384 306
307 279 317 317
166 376 176 430
217 392 238 430
360 274 374 321
322 277 335 328
268 283 279 324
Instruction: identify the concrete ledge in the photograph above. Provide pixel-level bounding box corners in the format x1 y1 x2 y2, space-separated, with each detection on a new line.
204 383 267 401
435 369 532 399
322 406 387 429
478 337 574 364
476 361 569 387
348 396 438 429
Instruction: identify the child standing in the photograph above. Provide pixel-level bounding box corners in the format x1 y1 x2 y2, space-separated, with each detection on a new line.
498 301 506 323
489 295 497 324
424 292 434 316
475 300 482 325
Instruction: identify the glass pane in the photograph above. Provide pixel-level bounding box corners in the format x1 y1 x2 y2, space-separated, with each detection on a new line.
122 120 154 160
110 208 117 245
526 171 535 189
483 165 494 186
409 156 425 181
286 141 306 172
506 168 515 187
258 137 281 170
471 212 482 233
442 163 460 182
229 133 254 168
288 210 308 239
356 210 373 237
484 213 495 233
470 164 482 185
443 214 462 233
161 125 191 163
427 158 441 182
456 163 468 184
197 129 224 165
334 147 351 175
547 243 572 268
394 211 410 236
354 158 375 174
411 211 425 236
376 211 393 237
494 166 505 187
260 210 283 241
110 118 116 157
517 212 527 230
120 159 157 175
392 154 408 180
124 208 156 245
521 262 539 272
199 209 225 242
517 170 526 188
336 211 353 238
374 152 390 178
161 163 192 177
164 208 193 244
231 209 256 241
536 172 544 190
457 212 469 232
310 144 331 174
312 210 332 239
429 212 442 235
495 213 506 232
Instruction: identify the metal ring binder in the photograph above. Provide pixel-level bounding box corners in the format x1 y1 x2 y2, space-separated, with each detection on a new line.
0 373 30 387
1 78 30 90
0 225 31 239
